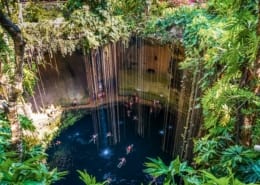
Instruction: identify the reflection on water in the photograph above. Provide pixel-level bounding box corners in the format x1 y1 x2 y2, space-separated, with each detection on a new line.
47 104 171 185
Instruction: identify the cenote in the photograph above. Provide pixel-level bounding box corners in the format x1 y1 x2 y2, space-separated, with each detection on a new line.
1 1 259 185
47 103 174 185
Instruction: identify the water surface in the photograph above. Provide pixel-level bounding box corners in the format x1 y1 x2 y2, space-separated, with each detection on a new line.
47 105 171 185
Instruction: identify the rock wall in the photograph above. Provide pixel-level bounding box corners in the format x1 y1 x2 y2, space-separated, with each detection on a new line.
29 52 88 112
30 40 174 112
123 40 172 74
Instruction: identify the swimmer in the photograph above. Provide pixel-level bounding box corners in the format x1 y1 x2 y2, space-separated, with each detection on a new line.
106 132 112 137
129 98 133 109
54 140 61 146
126 144 134 154
133 116 138 121
127 110 131 117
117 157 126 168
149 107 153 114
89 134 98 144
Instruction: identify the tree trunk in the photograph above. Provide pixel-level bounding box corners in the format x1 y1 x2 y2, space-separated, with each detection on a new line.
255 1 260 96
240 1 260 146
0 10 25 155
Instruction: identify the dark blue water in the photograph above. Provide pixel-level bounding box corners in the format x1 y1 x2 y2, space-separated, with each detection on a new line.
47 105 171 185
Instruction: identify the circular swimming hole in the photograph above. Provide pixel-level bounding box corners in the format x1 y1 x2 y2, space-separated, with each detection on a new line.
47 104 173 185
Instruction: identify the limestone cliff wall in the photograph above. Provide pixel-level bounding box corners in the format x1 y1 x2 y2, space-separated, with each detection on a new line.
29 52 88 112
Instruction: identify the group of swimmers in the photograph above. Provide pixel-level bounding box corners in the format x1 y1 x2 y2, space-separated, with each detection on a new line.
88 131 113 144
88 131 134 169
117 144 134 168
125 94 162 122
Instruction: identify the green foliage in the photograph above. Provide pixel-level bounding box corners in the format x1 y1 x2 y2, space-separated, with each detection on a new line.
144 157 170 178
0 113 67 184
144 155 259 185
22 7 130 57
60 110 85 130
193 138 219 165
0 114 11 152
110 0 146 17
77 170 108 185
64 0 107 15
252 119 260 144
144 156 199 185
1 0 259 184
202 81 260 135
0 155 67 184
0 32 10 56
149 1 169 17
238 160 260 184
194 120 260 183
219 145 260 184
140 0 259 150
140 6 211 44
194 138 260 183
23 2 63 22
23 64 37 96
0 31 15 75
47 110 88 146
207 0 257 16
200 169 250 185
193 133 233 166
18 114 35 131
221 145 258 168
64 0 84 13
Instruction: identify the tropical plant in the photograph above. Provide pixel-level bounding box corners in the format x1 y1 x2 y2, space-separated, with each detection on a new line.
219 145 260 184
144 155 260 185
18 114 35 131
0 113 11 152
193 138 219 166
22 63 38 96
200 169 255 185
77 170 109 185
237 159 260 184
0 113 67 184
0 154 67 184
252 121 260 145
221 145 258 168
64 0 107 14
144 156 200 185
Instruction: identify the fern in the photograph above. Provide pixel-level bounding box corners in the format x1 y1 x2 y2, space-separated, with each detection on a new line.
77 170 108 185
238 160 260 184
221 145 258 168
144 156 198 185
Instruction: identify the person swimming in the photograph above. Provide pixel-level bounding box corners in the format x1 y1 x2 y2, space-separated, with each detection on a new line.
106 132 112 137
89 134 98 144
127 110 131 117
126 144 134 155
133 116 138 121
55 140 61 145
53 140 61 147
117 157 126 168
